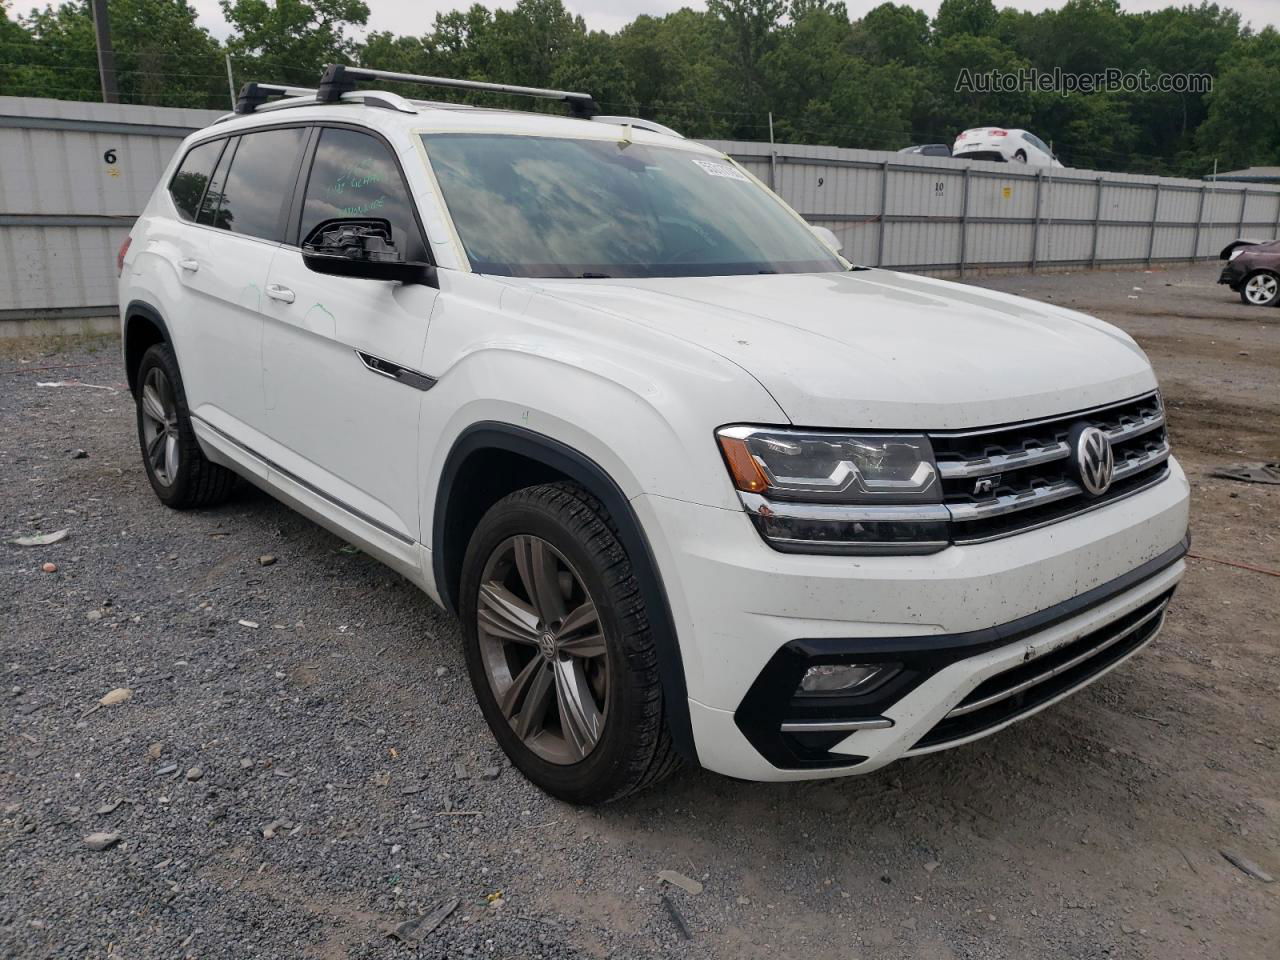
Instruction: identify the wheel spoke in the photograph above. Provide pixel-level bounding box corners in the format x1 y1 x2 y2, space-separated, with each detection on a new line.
164 433 179 482
510 661 554 741
559 632 607 659
552 658 602 759
477 582 540 644
557 599 598 638
513 535 566 622
146 430 165 469
141 385 166 425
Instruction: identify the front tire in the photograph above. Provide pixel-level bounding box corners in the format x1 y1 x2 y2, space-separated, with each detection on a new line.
134 343 236 508
459 482 679 804
1240 270 1280 307
1013 149 1028 163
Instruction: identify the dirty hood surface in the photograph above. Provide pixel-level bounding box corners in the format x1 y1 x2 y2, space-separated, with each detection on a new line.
527 270 1157 429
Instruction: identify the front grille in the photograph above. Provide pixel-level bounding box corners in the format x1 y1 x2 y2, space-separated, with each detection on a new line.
929 392 1170 543
912 590 1172 751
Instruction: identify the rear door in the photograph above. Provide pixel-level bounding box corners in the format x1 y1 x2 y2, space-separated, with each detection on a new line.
260 124 440 544
167 126 308 442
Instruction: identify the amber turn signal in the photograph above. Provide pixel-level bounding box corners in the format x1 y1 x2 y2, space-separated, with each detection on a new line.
717 435 770 493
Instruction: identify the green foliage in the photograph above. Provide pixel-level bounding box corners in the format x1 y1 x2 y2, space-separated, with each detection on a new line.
0 0 1274 175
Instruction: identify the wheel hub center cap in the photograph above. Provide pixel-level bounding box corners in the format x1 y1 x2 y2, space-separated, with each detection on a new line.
537 631 557 660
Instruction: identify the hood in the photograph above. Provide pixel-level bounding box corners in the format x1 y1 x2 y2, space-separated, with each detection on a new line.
522 270 1157 430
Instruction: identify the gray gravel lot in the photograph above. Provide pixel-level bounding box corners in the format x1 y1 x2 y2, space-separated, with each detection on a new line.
2 265 1278 959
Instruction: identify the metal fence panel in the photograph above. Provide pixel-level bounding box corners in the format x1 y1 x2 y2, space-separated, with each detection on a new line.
3 105 1280 326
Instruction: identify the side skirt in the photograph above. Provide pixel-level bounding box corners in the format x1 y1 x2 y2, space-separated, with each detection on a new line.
190 414 431 591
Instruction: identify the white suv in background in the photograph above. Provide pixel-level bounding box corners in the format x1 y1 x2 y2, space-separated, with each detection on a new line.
118 67 1189 803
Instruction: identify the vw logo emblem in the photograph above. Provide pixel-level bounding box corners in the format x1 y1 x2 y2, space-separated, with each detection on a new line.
1071 424 1115 496
537 631 557 660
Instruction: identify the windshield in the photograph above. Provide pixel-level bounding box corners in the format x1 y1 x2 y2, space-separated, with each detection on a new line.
421 133 844 279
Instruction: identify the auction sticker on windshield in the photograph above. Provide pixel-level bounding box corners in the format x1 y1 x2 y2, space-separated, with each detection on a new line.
691 158 749 182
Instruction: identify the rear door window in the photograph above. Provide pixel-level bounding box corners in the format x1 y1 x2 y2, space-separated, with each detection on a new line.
169 139 223 221
298 127 426 261
215 127 307 242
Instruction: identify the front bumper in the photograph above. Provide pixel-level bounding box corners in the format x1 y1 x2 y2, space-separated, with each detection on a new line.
634 457 1190 781
1219 262 1245 287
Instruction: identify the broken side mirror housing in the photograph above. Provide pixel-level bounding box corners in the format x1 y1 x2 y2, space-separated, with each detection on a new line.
301 218 435 285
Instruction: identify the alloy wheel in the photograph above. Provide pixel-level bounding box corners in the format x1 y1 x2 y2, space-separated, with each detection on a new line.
140 366 180 487
476 534 608 765
1244 273 1278 305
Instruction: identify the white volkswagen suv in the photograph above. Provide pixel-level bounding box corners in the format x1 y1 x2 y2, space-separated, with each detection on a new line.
118 67 1189 803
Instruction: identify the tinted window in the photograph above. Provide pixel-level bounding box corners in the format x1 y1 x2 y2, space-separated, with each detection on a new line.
170 139 222 221
197 137 235 229
215 127 306 242
300 127 425 261
1023 132 1049 152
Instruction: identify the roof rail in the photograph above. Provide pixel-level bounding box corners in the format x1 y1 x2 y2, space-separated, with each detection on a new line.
592 115 683 139
317 64 600 118
235 82 317 115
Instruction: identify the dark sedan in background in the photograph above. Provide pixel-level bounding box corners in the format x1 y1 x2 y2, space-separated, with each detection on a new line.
1219 239 1280 306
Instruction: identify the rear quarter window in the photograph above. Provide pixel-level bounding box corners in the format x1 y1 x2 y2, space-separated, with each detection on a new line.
169 139 223 221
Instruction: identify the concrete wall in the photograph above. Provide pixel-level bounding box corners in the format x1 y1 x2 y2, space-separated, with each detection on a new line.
3 97 1277 334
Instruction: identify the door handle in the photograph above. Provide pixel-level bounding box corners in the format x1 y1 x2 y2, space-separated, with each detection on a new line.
266 284 295 304
178 258 199 273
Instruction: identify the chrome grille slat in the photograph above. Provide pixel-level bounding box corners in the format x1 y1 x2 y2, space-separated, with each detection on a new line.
1107 410 1165 444
929 392 1171 541
947 440 1171 524
936 409 1164 481
937 442 1070 479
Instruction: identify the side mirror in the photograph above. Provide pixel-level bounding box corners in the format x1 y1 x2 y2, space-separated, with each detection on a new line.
809 224 843 254
301 218 434 284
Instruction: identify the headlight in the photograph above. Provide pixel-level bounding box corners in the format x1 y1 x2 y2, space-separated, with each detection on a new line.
716 426 939 503
716 426 949 555
1229 248 1245 260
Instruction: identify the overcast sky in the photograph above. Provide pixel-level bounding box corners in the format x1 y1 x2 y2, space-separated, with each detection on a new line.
17 0 1280 39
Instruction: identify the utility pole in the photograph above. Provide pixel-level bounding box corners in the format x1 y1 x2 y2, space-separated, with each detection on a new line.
90 0 119 104
226 55 237 111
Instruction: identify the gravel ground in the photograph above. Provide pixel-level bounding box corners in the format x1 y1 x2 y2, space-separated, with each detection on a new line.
2 265 1277 959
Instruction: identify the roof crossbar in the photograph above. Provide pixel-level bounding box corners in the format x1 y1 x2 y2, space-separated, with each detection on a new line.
317 64 600 118
235 82 317 114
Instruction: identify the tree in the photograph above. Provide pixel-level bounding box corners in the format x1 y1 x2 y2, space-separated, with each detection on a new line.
221 0 370 85
932 0 997 40
851 3 929 65
708 0 786 110
14 0 225 107
1197 27 1280 170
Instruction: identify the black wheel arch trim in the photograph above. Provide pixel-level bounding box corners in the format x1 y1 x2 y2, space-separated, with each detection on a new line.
123 300 172 395
433 421 698 764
